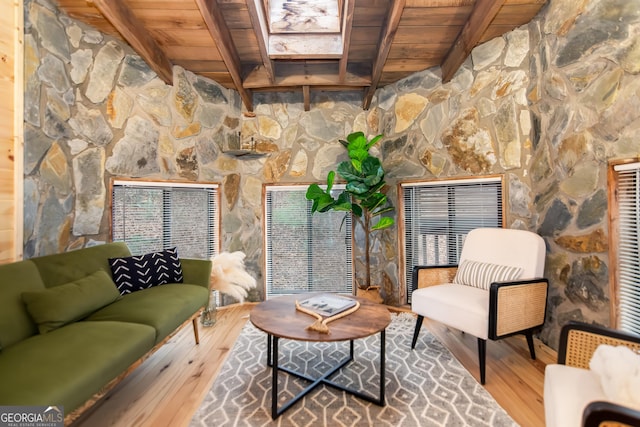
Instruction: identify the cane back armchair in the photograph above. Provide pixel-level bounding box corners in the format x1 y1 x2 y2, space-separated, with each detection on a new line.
410 227 548 384
545 321 640 427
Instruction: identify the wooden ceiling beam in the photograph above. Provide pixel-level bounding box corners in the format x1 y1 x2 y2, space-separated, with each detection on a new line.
440 0 506 82
339 0 356 82
90 0 173 84
362 0 406 110
303 85 310 111
247 0 274 83
194 0 254 112
244 62 371 88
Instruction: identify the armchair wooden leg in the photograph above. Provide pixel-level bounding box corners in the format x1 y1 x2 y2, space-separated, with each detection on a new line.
411 315 424 349
525 330 536 360
477 338 486 385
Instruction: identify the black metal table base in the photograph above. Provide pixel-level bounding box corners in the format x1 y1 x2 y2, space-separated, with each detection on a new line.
266 331 386 419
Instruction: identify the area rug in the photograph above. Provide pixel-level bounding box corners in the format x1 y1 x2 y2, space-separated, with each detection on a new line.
190 313 517 427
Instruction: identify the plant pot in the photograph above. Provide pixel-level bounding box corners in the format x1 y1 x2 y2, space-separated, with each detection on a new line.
356 285 383 304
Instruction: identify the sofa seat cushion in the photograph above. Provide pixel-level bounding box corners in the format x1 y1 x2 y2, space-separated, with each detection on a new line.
411 283 489 339
22 270 121 334
0 321 155 413
544 364 605 427
86 284 208 344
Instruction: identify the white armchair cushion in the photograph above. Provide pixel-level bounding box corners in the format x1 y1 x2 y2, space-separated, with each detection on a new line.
452 260 522 290
544 364 605 427
411 284 489 339
457 228 545 279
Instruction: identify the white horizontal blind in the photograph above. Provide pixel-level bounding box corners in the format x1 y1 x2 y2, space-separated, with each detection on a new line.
402 177 503 303
614 166 640 336
112 181 219 260
264 185 352 299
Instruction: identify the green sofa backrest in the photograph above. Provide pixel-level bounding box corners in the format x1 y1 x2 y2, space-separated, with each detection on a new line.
0 259 45 349
29 242 132 288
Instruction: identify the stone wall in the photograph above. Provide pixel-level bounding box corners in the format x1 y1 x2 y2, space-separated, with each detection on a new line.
527 0 640 345
23 0 640 347
24 0 241 257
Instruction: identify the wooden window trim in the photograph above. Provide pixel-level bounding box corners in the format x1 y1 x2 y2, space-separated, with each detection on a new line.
607 157 640 329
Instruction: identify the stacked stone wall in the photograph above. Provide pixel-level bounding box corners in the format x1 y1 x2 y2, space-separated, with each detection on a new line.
23 0 640 347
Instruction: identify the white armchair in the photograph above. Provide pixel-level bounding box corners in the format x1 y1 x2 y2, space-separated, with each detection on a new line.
544 321 640 427
410 227 548 384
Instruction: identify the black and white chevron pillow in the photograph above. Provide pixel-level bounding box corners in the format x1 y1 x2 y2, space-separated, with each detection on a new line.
109 247 184 295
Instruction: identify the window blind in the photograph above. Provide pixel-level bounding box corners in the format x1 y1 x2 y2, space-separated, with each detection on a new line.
264 185 353 299
112 180 219 260
613 165 640 336
401 177 503 303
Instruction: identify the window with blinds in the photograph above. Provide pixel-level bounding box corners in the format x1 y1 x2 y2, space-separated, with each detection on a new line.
401 176 504 303
610 163 640 336
264 185 353 299
111 180 219 260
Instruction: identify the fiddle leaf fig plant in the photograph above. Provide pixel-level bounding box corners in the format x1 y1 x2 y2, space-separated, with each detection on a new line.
306 131 395 290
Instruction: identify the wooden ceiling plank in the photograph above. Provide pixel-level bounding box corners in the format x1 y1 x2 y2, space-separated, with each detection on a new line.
400 6 473 26
164 46 222 61
90 0 173 84
440 0 507 82
247 0 274 83
363 0 406 110
126 0 199 10
405 0 475 6
194 0 254 111
154 29 217 48
393 25 463 43
131 9 207 30
492 4 546 24
339 0 356 82
173 60 231 72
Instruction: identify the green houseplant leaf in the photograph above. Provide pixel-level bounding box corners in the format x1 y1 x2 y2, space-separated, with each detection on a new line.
372 216 394 231
306 132 396 291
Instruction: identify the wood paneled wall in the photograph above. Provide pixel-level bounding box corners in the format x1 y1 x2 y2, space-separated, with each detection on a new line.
0 0 23 263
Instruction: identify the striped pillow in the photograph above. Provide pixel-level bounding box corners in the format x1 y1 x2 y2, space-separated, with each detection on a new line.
453 260 523 290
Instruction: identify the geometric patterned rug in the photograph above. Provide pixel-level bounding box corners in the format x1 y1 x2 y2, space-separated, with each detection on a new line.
189 313 518 427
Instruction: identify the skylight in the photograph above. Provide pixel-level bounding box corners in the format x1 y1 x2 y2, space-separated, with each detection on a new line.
265 0 345 58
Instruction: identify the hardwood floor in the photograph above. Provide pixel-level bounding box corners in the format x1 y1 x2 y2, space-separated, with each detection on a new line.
70 303 556 427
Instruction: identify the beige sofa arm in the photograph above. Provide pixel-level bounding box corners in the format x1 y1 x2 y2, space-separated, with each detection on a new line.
488 278 548 339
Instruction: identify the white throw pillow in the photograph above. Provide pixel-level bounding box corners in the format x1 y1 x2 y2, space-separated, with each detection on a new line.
589 344 640 410
453 260 522 290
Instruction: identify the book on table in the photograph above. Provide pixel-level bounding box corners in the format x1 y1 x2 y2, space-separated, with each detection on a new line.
298 294 357 317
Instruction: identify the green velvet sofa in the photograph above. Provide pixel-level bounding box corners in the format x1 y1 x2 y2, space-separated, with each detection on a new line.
0 242 212 424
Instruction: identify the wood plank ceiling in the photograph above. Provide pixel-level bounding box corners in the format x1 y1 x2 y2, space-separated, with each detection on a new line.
55 0 547 112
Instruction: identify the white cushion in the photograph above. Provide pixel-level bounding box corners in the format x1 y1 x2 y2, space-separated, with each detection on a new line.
411 284 489 339
458 228 545 279
544 364 605 427
453 259 522 290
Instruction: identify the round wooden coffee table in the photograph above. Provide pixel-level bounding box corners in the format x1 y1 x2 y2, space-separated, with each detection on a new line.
250 293 391 419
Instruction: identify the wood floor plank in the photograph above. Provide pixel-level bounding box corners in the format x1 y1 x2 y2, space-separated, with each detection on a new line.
70 303 555 427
